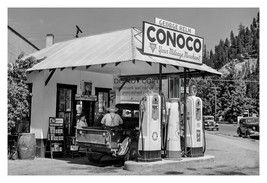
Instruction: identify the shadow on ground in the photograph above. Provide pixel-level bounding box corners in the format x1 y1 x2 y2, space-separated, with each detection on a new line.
48 154 125 168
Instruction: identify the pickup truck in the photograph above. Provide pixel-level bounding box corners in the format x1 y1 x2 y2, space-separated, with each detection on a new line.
76 102 140 162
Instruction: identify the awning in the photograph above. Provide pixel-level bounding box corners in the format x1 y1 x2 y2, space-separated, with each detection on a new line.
25 27 221 78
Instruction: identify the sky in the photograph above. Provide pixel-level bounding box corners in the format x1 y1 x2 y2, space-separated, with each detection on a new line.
8 8 258 52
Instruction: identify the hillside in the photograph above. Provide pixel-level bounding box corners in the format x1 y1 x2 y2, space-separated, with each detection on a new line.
218 58 257 77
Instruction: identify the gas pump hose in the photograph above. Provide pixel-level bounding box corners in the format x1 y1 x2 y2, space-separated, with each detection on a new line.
161 95 168 152
163 108 170 152
138 99 145 157
202 120 206 153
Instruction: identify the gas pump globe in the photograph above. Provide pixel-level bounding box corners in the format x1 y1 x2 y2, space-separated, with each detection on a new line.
186 84 205 157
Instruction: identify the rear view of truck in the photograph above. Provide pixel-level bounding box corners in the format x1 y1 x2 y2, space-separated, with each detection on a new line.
76 127 125 162
76 102 140 163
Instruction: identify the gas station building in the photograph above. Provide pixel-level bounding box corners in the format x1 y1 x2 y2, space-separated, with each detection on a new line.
25 21 221 157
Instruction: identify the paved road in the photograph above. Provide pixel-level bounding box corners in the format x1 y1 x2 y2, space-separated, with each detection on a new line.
8 128 259 175
208 123 259 140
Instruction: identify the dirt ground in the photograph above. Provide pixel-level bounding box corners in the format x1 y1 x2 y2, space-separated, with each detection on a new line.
7 132 259 175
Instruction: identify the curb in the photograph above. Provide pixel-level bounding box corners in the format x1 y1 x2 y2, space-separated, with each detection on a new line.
124 155 215 172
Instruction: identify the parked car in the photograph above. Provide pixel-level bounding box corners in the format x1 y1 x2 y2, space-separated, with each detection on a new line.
203 115 219 131
237 117 259 138
76 102 139 163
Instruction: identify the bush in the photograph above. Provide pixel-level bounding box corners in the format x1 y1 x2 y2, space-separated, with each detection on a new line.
8 53 44 134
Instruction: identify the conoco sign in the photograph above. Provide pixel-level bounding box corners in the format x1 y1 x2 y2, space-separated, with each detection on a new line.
142 21 203 65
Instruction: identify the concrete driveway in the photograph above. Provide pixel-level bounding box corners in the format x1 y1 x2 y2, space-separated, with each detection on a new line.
8 132 259 175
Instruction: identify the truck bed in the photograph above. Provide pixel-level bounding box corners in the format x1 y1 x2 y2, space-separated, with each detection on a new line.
76 127 124 150
76 127 109 145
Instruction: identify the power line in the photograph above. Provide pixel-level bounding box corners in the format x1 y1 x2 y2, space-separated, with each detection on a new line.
197 78 259 83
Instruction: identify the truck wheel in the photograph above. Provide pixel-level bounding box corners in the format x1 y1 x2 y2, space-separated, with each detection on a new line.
87 153 103 163
237 128 242 137
246 131 251 138
124 141 138 162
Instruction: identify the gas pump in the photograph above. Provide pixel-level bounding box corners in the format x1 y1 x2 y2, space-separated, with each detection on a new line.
138 91 162 162
185 84 205 157
165 98 181 160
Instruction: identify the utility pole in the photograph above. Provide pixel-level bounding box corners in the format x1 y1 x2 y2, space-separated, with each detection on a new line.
211 86 219 120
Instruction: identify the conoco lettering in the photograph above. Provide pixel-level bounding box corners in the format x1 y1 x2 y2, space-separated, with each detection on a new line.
177 34 185 49
147 26 156 42
186 37 193 51
146 25 202 53
156 29 166 44
167 31 176 47
194 39 201 53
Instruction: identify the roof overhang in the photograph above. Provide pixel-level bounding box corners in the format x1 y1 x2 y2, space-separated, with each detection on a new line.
25 27 221 78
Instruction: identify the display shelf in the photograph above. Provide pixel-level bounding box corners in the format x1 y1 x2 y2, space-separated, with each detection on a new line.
46 117 65 158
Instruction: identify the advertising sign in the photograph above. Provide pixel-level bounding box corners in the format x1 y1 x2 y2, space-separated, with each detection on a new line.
113 77 168 102
142 21 203 65
155 17 195 35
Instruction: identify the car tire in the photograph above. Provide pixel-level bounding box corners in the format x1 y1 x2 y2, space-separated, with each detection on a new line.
237 128 242 137
124 141 138 162
216 128 219 131
246 131 251 138
87 153 103 163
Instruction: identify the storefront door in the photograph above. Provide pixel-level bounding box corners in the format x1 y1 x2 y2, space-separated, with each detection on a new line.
95 87 111 114
76 100 95 127
56 84 77 136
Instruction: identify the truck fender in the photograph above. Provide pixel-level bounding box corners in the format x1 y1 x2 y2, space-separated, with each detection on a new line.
117 137 131 156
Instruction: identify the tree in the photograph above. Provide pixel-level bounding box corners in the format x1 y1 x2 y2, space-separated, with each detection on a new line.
229 30 237 59
216 61 247 123
193 78 214 115
224 38 230 61
8 53 44 134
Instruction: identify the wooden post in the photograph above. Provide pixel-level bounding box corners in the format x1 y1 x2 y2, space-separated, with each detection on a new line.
183 68 187 156
159 64 162 93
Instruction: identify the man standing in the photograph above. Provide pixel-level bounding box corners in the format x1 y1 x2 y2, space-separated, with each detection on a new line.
101 105 123 128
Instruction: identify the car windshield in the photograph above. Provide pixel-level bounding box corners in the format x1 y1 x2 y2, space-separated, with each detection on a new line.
246 118 259 124
121 109 139 118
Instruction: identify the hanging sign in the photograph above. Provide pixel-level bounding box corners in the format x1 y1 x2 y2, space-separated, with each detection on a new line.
142 21 203 65
75 94 97 101
155 17 195 35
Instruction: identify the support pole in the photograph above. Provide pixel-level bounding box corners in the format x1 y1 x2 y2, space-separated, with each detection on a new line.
159 64 162 93
183 68 187 156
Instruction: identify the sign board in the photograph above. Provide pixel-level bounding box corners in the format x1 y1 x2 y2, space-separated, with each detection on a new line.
142 21 203 65
75 94 97 101
113 77 168 102
155 17 195 35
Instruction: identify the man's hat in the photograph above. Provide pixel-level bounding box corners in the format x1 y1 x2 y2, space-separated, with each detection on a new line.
106 105 118 112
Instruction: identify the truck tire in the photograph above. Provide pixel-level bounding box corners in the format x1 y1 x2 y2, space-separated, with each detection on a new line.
237 127 242 137
87 153 103 163
124 141 138 162
246 131 251 138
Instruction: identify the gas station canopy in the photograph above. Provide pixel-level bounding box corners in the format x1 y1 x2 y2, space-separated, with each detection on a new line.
26 27 221 78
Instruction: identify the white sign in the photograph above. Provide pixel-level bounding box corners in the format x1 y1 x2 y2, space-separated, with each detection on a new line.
113 77 168 102
155 17 195 35
142 22 203 65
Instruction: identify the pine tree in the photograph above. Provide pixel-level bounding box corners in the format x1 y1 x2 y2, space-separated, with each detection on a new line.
224 38 230 61
229 31 237 59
